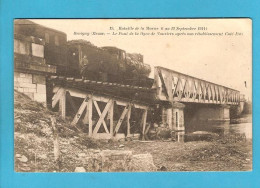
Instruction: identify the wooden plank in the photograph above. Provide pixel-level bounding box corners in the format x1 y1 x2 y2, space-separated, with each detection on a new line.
88 98 93 136
142 109 148 136
52 87 60 97
114 104 130 135
92 95 110 103
53 86 60 93
66 77 74 81
144 124 151 135
133 103 148 110
71 96 90 126
65 87 149 109
82 107 89 124
93 100 112 135
66 91 77 114
82 96 91 125
59 90 66 119
68 88 110 103
144 124 151 140
93 100 109 134
52 88 61 102
52 88 64 108
127 105 132 137
116 100 127 107
109 100 114 136
66 88 87 98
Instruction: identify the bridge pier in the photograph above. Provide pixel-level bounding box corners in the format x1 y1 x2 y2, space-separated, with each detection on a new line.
185 104 230 123
196 104 230 122
162 102 185 131
162 103 232 136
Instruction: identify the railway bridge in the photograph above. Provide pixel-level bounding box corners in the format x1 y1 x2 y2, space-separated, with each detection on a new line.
14 58 241 140
13 19 241 140
153 66 240 133
45 66 240 140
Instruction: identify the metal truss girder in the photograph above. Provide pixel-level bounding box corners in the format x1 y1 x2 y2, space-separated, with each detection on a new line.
154 66 240 105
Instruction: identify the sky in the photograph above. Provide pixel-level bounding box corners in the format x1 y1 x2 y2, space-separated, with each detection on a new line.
30 19 252 100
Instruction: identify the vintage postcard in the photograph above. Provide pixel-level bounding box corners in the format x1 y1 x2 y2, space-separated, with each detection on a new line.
14 19 252 172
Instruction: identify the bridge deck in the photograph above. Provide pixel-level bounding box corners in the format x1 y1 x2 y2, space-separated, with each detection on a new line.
48 76 156 106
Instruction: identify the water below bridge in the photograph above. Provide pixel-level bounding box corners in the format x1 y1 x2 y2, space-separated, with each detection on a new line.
177 114 252 142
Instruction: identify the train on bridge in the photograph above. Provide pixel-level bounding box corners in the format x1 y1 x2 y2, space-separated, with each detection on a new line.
14 19 153 88
14 19 242 140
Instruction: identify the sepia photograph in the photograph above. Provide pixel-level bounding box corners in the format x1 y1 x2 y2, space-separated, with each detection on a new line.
14 18 252 172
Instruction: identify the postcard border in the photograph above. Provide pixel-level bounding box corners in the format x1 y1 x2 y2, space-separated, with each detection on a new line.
0 0 260 188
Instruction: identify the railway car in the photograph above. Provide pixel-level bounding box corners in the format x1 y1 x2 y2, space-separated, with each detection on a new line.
14 19 68 75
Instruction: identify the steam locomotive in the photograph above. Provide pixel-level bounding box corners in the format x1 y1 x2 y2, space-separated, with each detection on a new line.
14 19 153 87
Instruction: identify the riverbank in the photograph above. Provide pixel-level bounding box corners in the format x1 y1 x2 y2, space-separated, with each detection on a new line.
231 114 252 124
15 132 252 172
106 138 252 171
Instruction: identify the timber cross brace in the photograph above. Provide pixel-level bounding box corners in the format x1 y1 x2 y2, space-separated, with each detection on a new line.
154 66 240 105
51 86 149 139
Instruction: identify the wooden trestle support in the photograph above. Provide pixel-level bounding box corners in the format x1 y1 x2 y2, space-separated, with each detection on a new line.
52 86 149 139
